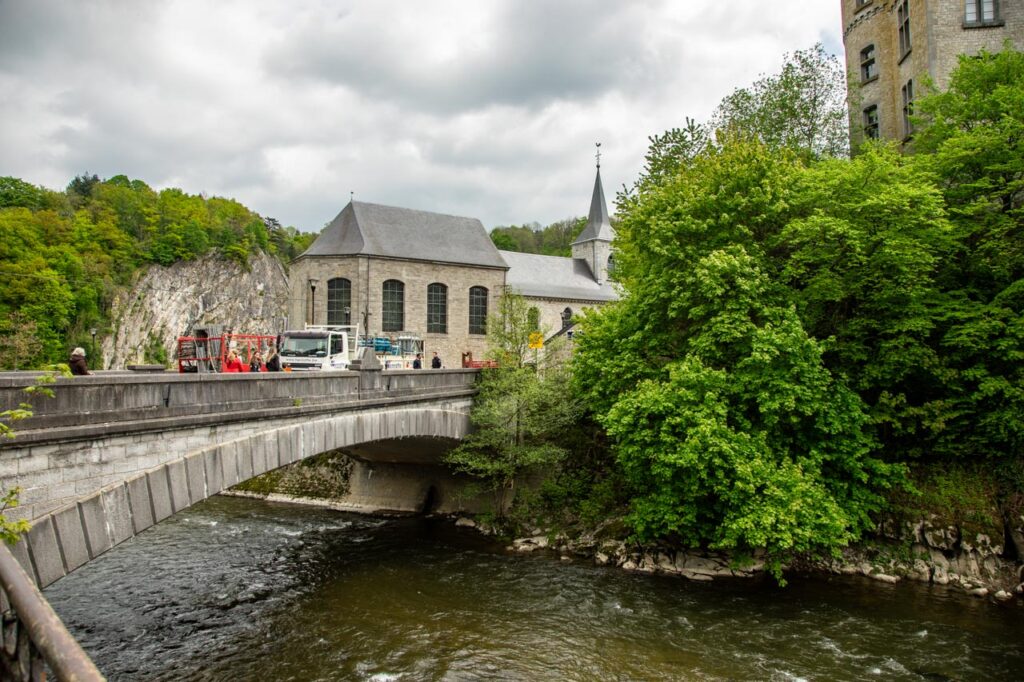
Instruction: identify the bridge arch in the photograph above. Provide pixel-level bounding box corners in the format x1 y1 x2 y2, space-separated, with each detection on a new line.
16 406 472 590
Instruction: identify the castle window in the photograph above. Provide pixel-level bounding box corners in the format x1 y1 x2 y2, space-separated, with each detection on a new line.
468 286 488 335
427 283 447 334
382 279 404 332
860 45 877 83
863 105 879 139
901 79 914 137
965 0 1001 26
326 278 351 326
897 1 912 59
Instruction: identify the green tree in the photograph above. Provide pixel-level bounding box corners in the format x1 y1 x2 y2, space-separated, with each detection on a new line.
445 293 578 513
712 43 849 158
574 137 906 577
908 46 1024 466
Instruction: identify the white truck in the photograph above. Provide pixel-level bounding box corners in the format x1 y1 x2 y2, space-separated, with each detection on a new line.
278 325 360 371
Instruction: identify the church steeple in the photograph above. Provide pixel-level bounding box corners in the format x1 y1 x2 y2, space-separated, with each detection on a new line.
572 144 615 282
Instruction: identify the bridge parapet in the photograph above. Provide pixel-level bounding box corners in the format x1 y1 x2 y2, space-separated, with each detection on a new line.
0 369 479 445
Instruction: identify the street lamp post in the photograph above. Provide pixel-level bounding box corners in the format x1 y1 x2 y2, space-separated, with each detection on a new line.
308 278 319 325
89 328 97 370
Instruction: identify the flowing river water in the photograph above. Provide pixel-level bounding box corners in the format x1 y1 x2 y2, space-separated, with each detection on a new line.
44 495 1022 681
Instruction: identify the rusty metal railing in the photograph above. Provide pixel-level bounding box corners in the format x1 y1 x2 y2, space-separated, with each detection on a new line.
0 542 104 681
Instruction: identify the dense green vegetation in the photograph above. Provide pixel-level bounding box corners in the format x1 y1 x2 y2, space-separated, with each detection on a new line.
563 46 1024 575
489 217 588 256
0 174 314 368
445 293 579 512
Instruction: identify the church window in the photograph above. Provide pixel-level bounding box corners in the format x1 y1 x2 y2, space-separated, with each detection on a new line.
327 278 351 325
427 283 447 334
382 280 404 332
561 307 573 329
468 286 488 335
528 306 540 331
607 254 616 278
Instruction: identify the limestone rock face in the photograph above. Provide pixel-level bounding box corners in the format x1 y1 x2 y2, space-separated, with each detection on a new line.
102 253 290 369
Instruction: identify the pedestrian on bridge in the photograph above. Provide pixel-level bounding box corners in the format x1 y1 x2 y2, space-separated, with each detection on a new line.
431 352 442 369
265 343 281 372
69 347 90 375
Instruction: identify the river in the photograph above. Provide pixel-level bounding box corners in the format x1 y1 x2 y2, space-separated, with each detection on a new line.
44 496 1023 681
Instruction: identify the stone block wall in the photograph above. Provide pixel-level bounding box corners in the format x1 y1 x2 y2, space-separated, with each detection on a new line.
843 0 1024 146
289 254 506 365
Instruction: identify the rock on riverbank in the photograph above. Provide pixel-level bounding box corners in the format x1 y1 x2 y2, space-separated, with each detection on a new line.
465 513 1024 602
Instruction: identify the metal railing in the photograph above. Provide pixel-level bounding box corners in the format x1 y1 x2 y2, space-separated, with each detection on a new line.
0 543 103 681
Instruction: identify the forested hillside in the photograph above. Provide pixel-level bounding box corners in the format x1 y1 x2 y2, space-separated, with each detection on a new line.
0 174 315 369
489 217 588 256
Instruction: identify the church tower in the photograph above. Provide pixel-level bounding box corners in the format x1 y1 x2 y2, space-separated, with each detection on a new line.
571 148 615 284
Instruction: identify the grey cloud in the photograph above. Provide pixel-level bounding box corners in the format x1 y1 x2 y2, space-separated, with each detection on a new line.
264 1 665 114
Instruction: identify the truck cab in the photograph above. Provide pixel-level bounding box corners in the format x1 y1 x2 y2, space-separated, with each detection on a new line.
279 325 359 370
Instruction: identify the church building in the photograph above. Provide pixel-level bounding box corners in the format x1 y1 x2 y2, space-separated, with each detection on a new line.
287 165 618 364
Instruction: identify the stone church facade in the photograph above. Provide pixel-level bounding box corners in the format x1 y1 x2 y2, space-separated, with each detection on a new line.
288 168 618 365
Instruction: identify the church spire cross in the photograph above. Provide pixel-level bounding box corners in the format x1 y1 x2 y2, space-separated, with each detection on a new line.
595 142 601 169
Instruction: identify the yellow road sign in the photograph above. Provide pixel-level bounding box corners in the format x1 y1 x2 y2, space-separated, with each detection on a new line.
528 332 544 349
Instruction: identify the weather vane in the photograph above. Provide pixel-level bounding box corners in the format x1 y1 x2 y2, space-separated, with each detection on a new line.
350 191 354 203
595 142 602 169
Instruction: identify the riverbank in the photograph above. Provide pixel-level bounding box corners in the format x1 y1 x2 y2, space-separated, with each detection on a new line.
221 486 1023 606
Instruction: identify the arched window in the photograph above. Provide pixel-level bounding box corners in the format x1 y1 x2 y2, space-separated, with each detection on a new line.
427 283 448 334
561 307 573 329
607 254 616 278
468 286 488 335
327 278 351 325
382 280 404 332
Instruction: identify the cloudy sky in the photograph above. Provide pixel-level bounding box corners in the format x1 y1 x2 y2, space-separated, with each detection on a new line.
0 1 843 233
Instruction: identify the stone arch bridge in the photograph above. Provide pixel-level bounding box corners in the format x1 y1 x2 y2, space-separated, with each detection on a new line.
0 367 480 590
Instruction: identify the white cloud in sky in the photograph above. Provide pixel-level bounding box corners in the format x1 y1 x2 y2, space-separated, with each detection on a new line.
0 0 843 232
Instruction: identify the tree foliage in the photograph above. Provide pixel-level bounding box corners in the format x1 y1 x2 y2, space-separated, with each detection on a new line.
0 174 313 367
445 293 579 513
489 217 588 256
572 46 1024 574
712 43 849 158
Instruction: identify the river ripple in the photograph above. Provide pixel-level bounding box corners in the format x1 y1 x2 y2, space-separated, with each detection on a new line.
44 495 1023 681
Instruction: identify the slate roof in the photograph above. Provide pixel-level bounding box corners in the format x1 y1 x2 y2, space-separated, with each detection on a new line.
299 201 508 269
499 251 618 302
571 168 615 245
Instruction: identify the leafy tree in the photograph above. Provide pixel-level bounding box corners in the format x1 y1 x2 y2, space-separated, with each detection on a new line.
490 218 587 256
908 46 1024 467
635 117 710 190
0 313 42 371
574 137 907 576
712 43 849 158
445 293 578 513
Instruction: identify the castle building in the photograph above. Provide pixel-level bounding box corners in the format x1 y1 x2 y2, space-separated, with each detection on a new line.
842 0 1024 145
287 166 617 365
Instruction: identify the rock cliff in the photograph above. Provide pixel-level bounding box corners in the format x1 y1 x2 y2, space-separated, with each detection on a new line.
101 252 291 369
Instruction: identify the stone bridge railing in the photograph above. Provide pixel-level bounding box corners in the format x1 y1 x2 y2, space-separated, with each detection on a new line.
0 368 479 521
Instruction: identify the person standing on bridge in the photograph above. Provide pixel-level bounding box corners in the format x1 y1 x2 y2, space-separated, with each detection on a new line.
69 347 90 375
413 353 422 369
265 343 281 371
222 348 245 373
431 352 442 369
